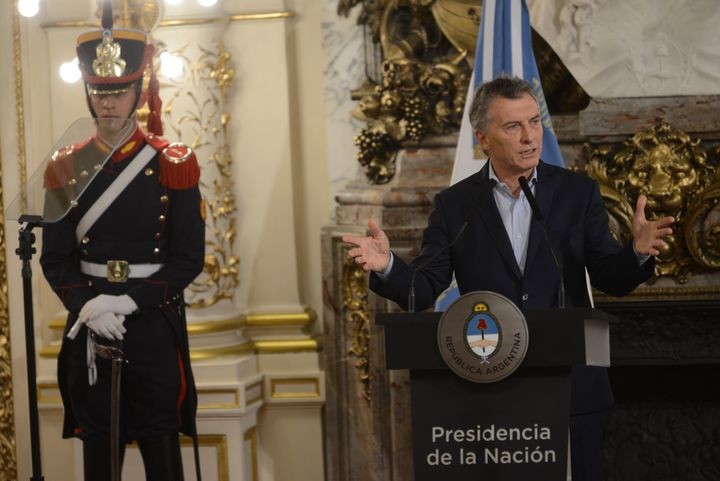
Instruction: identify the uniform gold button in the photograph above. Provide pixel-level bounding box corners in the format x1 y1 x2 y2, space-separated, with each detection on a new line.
82 249 88 255
80 170 89 178
93 164 101 170
145 168 154 176
81 236 90 244
158 214 166 222
155 232 161 240
70 200 79 208
68 178 77 185
153 247 160 255
160 195 169 204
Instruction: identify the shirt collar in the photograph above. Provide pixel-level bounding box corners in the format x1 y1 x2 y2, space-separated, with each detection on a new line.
488 160 538 194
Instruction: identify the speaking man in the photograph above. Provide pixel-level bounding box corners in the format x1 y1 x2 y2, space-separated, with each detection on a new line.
342 76 674 481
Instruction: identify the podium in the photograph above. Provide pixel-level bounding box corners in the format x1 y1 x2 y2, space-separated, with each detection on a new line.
376 308 615 481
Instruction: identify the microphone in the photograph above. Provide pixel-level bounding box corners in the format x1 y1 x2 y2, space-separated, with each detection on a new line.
518 176 565 309
408 220 469 313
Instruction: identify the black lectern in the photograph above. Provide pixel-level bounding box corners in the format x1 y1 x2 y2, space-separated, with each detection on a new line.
377 308 614 481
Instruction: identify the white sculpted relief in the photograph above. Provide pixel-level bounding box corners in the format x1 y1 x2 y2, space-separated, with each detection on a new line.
528 0 720 97
629 31 694 94
556 0 604 65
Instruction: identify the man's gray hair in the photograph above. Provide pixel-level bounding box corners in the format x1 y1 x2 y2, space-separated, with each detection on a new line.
468 76 537 132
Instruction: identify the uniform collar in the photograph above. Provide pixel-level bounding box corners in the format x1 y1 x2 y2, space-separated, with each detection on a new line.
106 124 145 163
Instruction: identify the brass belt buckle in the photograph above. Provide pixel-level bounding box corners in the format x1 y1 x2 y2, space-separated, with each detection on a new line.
107 260 129 283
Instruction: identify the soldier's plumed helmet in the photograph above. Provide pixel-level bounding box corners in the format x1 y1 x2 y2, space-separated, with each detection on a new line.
76 28 152 96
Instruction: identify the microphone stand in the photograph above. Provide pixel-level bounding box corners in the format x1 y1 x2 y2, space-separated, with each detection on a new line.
408 220 469 313
518 176 565 309
16 214 46 481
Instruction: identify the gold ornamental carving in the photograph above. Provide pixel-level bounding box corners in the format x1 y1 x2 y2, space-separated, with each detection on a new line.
0 167 17 480
343 0 471 184
1 8 22 481
159 41 240 308
342 248 371 402
584 121 719 283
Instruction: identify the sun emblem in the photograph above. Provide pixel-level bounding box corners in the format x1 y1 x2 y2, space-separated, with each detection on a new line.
463 302 501 363
93 30 126 78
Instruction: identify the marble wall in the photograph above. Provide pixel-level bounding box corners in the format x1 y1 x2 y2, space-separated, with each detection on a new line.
322 0 366 219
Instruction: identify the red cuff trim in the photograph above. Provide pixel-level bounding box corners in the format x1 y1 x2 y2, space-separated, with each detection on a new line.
176 349 187 426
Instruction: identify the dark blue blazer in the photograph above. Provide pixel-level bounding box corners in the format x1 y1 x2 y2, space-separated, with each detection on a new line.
371 160 654 414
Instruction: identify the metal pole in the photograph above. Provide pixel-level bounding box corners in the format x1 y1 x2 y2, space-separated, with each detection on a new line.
17 218 45 481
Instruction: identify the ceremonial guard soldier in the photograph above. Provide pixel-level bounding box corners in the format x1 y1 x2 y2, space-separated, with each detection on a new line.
40 4 205 480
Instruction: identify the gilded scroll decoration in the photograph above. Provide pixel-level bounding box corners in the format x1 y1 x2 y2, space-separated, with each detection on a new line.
0 217 17 481
349 0 470 183
685 144 720 270
342 248 371 402
2 9 21 481
584 121 719 283
160 41 240 307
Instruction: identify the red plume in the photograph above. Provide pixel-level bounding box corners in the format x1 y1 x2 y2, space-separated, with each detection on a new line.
146 45 163 136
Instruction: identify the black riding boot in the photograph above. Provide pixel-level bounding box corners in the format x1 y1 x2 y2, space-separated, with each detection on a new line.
138 433 185 481
83 436 126 481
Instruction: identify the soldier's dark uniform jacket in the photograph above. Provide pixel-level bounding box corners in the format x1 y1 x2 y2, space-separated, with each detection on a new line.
40 124 205 441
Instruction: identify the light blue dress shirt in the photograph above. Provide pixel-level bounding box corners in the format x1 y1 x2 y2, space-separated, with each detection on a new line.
488 163 536 273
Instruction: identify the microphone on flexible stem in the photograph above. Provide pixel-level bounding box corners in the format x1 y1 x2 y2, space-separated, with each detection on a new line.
518 176 565 309
408 220 469 313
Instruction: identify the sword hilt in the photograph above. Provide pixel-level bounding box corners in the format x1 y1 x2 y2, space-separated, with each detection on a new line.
95 343 125 362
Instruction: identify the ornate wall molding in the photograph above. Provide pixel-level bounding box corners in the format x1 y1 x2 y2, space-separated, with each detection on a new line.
342 248 371 402
40 10 296 29
155 39 240 308
584 121 720 284
14 6 27 209
0 8 22 481
530 0 720 98
0 140 18 481
602 301 720 362
605 402 720 481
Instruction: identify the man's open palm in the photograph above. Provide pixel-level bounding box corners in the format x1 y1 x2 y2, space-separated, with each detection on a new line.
342 219 391 272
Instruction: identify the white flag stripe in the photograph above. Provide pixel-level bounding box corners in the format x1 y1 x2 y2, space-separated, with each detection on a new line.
450 72 487 185
481 0 496 83
510 0 523 78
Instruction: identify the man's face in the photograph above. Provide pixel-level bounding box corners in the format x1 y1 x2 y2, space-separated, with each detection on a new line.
474 93 543 180
89 88 138 138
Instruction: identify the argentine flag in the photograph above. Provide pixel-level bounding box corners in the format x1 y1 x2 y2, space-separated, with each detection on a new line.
436 0 566 311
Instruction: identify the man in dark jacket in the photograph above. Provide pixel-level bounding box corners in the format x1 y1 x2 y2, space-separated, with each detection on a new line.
343 76 674 481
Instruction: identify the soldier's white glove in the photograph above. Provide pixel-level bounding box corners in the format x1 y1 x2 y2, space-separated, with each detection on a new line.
78 294 138 323
85 312 126 340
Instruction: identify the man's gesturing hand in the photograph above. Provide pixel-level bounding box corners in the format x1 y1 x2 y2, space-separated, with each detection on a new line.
342 219 391 273
632 194 675 256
